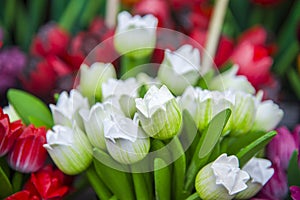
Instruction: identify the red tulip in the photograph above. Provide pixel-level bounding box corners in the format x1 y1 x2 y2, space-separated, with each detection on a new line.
0 108 23 156
238 25 267 46
266 126 298 170
88 17 107 35
186 5 212 31
7 125 47 173
170 0 207 10
21 56 57 101
230 41 273 88
133 0 172 28
257 158 288 200
5 165 72 200
5 190 39 200
30 23 69 57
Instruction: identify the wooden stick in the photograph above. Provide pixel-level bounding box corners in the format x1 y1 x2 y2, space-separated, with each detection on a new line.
202 0 229 73
105 0 120 28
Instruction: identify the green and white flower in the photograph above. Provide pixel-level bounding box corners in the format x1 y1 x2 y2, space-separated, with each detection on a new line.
195 154 250 200
43 124 93 175
135 85 182 139
102 78 139 117
236 157 274 199
79 102 123 150
104 114 150 164
114 11 158 58
158 44 201 95
209 65 255 94
78 62 116 103
194 89 235 132
3 104 20 122
252 99 284 132
50 89 89 129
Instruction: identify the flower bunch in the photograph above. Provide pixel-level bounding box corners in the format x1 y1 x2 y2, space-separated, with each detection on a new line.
15 11 283 199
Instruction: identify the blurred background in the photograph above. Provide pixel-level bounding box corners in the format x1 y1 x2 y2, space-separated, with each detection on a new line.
0 0 299 127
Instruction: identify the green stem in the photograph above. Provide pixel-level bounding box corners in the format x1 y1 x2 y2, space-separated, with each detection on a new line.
15 1 29 51
170 136 186 200
248 5 264 27
51 0 68 21
79 0 105 28
132 171 150 200
185 192 201 200
120 55 150 78
3 0 16 31
86 166 112 200
59 0 87 32
12 171 23 193
154 158 171 200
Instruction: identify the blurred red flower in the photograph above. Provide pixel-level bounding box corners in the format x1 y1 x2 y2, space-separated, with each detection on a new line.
0 108 23 156
7 125 47 173
20 56 57 101
31 23 69 57
230 41 273 88
6 165 72 200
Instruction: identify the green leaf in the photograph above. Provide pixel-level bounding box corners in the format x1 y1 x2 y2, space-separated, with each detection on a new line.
0 166 13 198
237 131 277 167
288 150 300 187
7 89 53 128
198 109 231 158
223 130 267 154
184 109 231 192
93 148 135 200
288 68 300 99
11 172 23 193
154 158 171 200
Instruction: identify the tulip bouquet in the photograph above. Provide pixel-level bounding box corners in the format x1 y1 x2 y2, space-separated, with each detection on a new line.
1 8 287 199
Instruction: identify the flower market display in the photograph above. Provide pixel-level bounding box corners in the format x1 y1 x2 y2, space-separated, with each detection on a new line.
0 0 300 200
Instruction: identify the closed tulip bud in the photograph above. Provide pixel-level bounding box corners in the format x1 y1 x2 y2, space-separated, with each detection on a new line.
114 11 158 58
194 89 234 132
102 78 139 117
178 86 201 124
236 158 274 199
104 114 150 164
135 85 182 139
43 124 93 175
228 92 257 135
78 62 116 103
209 65 255 94
0 108 23 156
252 100 283 132
195 154 250 200
80 102 124 150
158 44 201 95
8 125 47 173
50 89 89 129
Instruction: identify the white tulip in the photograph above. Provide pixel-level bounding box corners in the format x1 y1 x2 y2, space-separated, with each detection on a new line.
135 85 182 139
252 100 284 132
43 124 93 175
158 44 202 95
236 158 274 199
209 65 255 94
114 11 158 58
102 78 139 117
78 62 116 103
104 114 150 164
50 89 89 129
3 104 20 122
195 154 250 200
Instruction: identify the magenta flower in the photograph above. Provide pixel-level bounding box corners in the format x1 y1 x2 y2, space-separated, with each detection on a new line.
267 126 298 170
290 186 300 200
